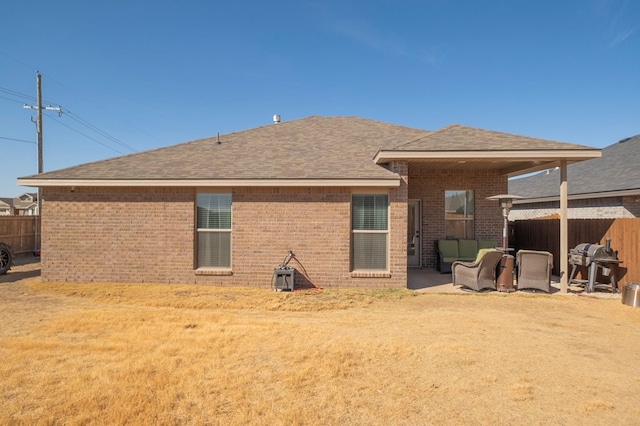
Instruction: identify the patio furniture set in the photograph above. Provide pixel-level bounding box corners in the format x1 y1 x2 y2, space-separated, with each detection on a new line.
450 247 553 293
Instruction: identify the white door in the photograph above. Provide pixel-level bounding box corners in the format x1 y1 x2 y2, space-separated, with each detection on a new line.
408 200 421 267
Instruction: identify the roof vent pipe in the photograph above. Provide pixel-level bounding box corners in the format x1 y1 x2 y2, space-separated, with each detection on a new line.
273 114 281 124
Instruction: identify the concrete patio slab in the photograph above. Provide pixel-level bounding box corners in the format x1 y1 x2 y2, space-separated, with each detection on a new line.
408 268 622 299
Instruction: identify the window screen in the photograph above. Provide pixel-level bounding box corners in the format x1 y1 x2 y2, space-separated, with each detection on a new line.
351 194 388 270
444 190 474 239
197 194 232 268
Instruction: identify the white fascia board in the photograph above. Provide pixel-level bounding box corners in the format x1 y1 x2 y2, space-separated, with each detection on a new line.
373 150 602 163
17 178 401 188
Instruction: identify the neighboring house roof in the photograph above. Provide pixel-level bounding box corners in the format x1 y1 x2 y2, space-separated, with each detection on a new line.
13 193 37 210
0 198 12 213
509 134 640 201
17 116 601 188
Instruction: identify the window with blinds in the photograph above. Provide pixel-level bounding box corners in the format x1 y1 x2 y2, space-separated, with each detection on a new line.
196 194 232 268
351 194 388 270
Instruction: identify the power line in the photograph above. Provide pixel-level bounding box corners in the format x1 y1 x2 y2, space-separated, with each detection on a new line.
0 94 29 104
0 51 37 72
40 71 166 147
0 136 36 144
64 111 137 153
4 71 144 156
44 111 126 155
9 79 137 155
0 86 36 103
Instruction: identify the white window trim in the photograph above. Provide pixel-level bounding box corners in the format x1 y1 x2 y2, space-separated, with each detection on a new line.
351 193 390 272
196 193 232 271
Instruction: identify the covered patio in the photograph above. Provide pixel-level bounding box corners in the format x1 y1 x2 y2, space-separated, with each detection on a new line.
407 268 620 298
386 125 602 293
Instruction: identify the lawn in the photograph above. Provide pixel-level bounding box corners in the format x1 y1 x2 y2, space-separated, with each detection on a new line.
1 273 640 425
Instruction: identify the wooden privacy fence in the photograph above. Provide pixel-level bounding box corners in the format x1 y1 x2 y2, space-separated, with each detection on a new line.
513 218 640 288
0 216 41 255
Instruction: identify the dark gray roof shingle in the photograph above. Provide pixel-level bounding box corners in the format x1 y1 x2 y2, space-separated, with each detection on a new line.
509 134 640 198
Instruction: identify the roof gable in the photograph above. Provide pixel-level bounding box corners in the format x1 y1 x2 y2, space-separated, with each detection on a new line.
392 124 591 151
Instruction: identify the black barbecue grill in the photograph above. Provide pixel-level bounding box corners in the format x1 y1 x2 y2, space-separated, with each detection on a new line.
568 238 622 293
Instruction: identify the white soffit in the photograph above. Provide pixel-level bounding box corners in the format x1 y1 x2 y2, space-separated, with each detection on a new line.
373 149 602 163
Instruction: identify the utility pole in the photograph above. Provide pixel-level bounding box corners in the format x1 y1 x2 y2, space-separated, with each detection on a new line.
23 71 62 178
23 71 61 252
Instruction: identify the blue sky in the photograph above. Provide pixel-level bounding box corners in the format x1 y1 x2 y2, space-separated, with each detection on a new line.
1 0 638 196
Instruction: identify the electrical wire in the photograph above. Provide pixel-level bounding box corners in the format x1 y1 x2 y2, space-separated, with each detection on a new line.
0 136 36 144
1 82 139 154
272 250 322 294
44 112 126 155
290 255 323 294
40 70 166 147
0 94 30 105
0 86 36 103
64 111 137 153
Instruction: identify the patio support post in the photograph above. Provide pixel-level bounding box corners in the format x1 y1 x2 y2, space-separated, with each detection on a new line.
560 160 568 293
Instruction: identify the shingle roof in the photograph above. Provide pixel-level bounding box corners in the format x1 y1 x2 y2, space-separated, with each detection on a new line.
392 124 591 151
19 116 599 186
20 116 428 182
509 134 640 198
12 193 37 209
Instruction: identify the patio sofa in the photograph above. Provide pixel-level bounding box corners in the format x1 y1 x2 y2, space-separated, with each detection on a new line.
436 239 498 273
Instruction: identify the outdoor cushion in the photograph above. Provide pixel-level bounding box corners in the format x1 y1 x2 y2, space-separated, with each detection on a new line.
458 239 478 261
478 240 498 250
474 248 497 263
452 250 503 292
438 240 459 263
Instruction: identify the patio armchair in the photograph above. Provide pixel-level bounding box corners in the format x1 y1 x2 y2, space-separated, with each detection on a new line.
452 249 503 292
516 250 553 293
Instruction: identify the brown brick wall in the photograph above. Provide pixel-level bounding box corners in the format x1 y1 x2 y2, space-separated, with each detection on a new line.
408 168 507 268
41 168 500 284
42 187 196 284
41 185 408 288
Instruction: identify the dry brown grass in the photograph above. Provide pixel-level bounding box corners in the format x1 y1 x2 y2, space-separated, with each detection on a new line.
2 270 640 425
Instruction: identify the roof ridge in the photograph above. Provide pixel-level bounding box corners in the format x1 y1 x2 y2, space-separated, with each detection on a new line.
390 124 459 149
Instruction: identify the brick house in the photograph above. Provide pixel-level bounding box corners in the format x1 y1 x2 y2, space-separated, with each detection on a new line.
509 134 640 219
0 198 12 216
18 116 599 287
12 193 38 216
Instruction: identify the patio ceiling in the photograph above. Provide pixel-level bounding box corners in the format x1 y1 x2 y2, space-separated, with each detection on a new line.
375 150 602 178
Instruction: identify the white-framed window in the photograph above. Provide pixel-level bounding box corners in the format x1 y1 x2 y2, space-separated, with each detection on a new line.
196 193 232 268
351 194 389 270
444 190 474 239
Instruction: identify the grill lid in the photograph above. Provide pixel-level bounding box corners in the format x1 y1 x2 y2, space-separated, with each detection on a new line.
569 242 619 266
